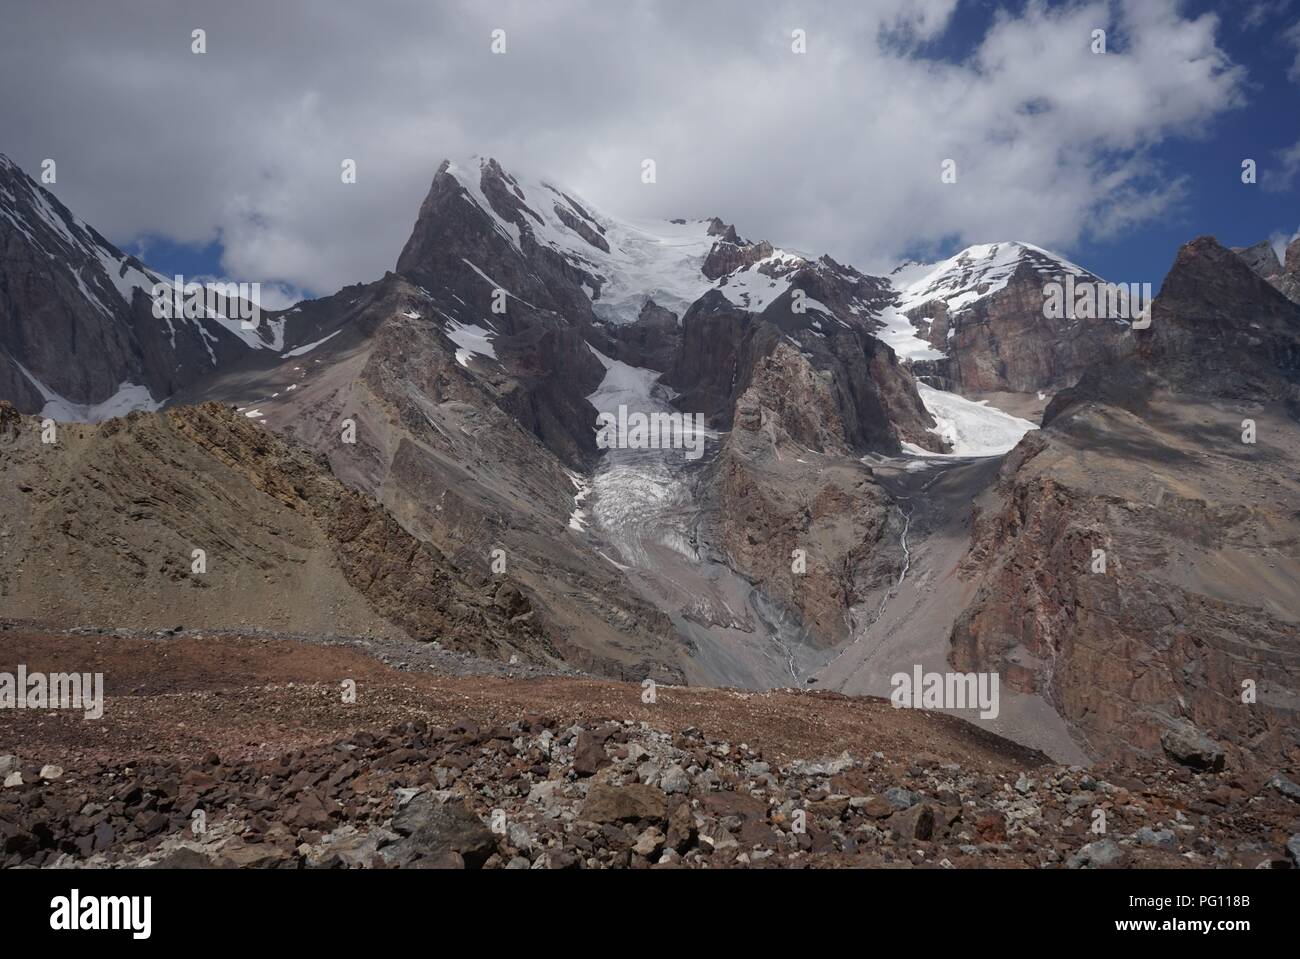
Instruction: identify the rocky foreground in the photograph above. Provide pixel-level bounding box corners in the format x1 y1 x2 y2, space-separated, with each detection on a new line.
2 628 1298 870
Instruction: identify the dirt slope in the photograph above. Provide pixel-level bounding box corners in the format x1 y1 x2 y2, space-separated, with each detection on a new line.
0 402 554 662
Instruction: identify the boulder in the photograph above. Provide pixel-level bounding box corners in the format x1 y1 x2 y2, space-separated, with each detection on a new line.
1160 724 1225 772
571 731 609 777
1066 838 1126 869
388 796 497 868
580 783 668 826
887 803 935 841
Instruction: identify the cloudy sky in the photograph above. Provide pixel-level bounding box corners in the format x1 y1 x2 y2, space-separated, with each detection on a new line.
2 0 1298 303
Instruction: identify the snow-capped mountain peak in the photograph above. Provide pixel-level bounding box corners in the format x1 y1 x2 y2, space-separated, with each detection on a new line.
435 155 718 324
0 154 329 422
890 240 1097 317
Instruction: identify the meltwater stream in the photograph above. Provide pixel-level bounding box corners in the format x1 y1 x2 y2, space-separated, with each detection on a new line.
583 349 823 688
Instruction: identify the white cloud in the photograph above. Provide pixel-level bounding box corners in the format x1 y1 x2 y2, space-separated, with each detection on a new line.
0 0 1246 294
1271 225 1300 263
1282 16 1300 82
1267 137 1300 192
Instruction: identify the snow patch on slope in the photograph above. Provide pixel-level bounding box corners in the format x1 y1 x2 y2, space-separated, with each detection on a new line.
12 360 161 423
586 344 661 409
282 329 342 357
445 320 497 367
715 250 805 312
873 303 947 361
907 383 1038 457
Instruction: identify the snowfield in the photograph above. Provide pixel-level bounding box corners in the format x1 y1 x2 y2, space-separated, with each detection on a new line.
908 383 1038 457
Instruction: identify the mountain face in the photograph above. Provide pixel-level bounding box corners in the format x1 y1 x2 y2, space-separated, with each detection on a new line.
951 236 1300 764
383 157 952 677
396 157 941 459
0 153 344 422
1137 237 1300 400
892 241 1131 397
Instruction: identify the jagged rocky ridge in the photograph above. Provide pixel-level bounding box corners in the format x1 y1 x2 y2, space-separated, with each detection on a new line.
0 153 348 419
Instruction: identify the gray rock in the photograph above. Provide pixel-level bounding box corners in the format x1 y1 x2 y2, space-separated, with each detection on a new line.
0 756 18 777
302 825 397 868
623 743 648 764
388 796 497 868
1066 838 1126 869
526 780 566 807
3 771 22 788
39 764 63 781
700 827 739 851
883 786 919 810
1287 835 1300 867
1160 723 1225 772
1268 775 1300 803
660 765 690 795
789 751 855 777
1133 827 1177 850
507 822 534 852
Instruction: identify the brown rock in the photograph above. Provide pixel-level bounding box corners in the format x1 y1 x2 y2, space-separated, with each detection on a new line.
571 731 609 778
580 783 668 826
887 803 935 841
975 813 1007 842
665 801 696 852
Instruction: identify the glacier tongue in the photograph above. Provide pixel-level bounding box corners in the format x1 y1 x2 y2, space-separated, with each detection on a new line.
580 347 817 688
